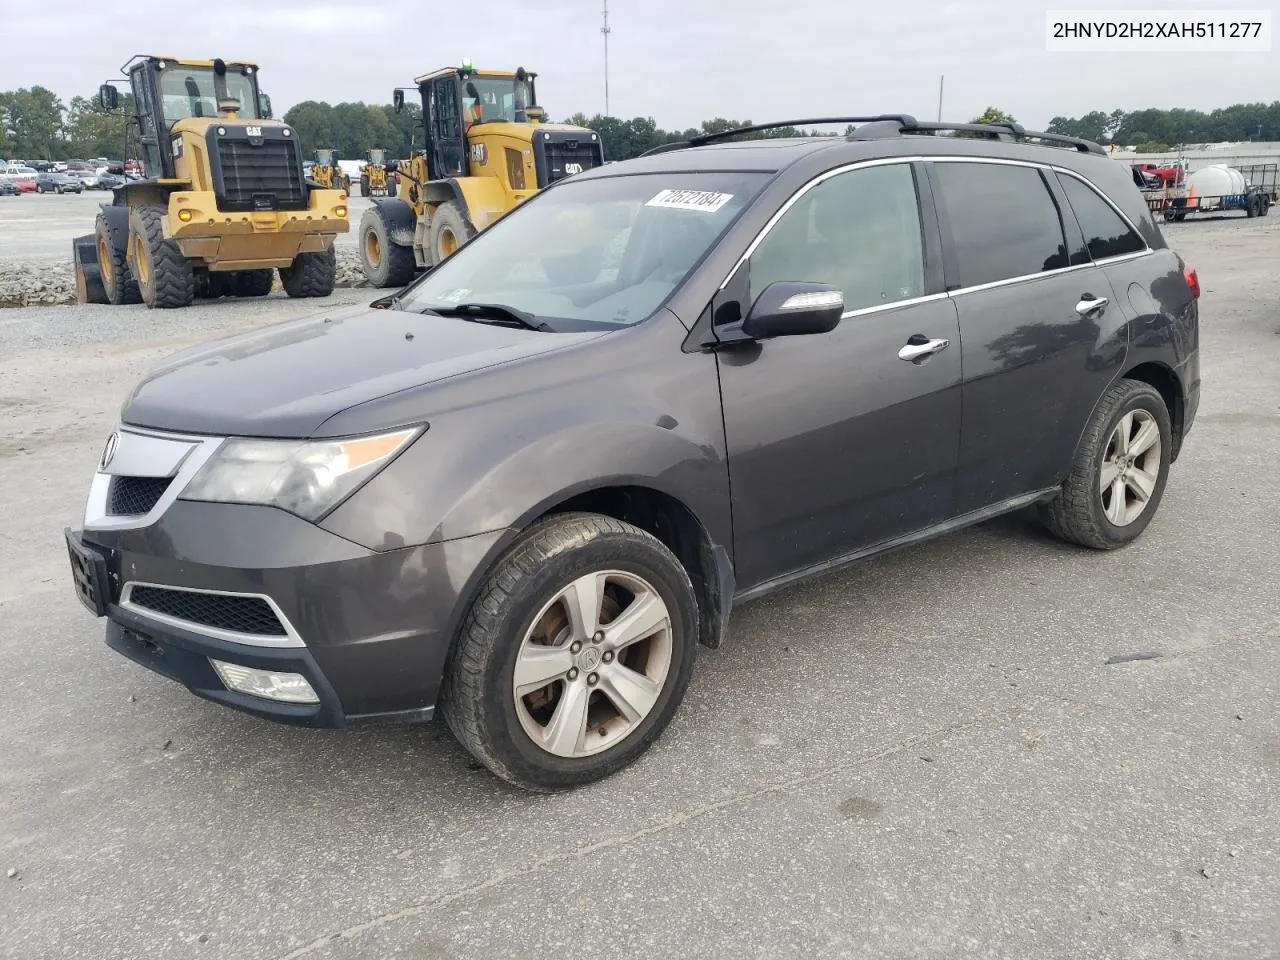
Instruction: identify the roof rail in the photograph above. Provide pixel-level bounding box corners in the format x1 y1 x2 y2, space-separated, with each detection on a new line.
852 118 1107 155
638 116 918 157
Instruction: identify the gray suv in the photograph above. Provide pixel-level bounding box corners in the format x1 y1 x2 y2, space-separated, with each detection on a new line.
66 115 1201 791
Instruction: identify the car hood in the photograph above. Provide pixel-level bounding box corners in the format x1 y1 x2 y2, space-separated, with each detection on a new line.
122 304 605 438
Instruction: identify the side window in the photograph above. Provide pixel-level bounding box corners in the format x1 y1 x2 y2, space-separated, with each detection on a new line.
932 162 1068 287
1058 173 1146 261
748 163 926 312
433 82 460 140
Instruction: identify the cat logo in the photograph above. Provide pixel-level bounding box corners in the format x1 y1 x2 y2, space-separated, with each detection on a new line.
563 162 583 176
245 126 262 137
470 143 488 164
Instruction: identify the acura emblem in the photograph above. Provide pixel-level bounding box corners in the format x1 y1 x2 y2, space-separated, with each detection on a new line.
100 432 119 470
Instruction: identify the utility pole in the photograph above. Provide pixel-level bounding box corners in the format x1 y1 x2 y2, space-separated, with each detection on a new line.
937 75 944 121
601 0 612 116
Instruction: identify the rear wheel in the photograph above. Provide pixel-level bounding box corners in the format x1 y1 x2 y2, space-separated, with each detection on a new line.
360 176 370 198
279 246 336 298
128 203 193 309
358 206 416 287
1038 379 1172 550
428 200 475 265
95 212 141 305
440 513 698 792
231 269 275 298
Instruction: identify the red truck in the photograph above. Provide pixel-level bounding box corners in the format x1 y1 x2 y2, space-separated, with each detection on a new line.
1132 161 1187 186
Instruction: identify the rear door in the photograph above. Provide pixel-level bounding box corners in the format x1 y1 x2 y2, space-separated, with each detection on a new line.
928 159 1127 515
717 161 963 590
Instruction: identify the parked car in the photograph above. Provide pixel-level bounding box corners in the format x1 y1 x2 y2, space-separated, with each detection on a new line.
95 172 127 191
0 180 21 196
35 171 84 194
65 160 92 172
2 163 40 180
67 170 100 189
29 160 54 172
10 176 38 193
66 116 1200 792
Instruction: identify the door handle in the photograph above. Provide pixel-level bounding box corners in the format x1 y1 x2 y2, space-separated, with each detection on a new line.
898 337 951 363
1075 295 1109 316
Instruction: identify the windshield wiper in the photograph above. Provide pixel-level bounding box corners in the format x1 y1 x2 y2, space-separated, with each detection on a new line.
428 302 555 332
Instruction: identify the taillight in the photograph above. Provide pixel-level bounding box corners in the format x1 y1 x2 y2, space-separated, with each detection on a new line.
1184 265 1200 299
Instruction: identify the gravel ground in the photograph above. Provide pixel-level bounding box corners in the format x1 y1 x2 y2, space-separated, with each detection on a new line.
0 215 1278 960
0 193 377 307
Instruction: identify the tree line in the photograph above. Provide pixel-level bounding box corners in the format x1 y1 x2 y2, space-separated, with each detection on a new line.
1047 103 1280 153
4 85 1278 164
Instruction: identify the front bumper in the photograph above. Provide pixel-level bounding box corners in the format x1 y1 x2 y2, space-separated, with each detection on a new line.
67 502 506 729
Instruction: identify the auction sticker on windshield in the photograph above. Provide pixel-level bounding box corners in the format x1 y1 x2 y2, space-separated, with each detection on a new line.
645 189 735 213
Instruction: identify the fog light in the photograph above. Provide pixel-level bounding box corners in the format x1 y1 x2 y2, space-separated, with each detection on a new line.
334 205 348 218
210 659 319 704
177 209 193 222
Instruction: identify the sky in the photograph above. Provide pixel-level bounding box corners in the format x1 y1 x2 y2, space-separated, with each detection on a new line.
0 0 1274 132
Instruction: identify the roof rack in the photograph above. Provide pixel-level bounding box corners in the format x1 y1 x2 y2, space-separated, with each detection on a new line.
638 116 918 157
639 115 1106 157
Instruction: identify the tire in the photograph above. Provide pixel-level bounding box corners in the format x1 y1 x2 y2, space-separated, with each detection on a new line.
193 270 232 299
360 175 370 198
439 512 699 792
95 211 141 305
279 246 336 298
128 203 193 309
231 269 275 297
36 185 44 194
1246 196 1257 218
1038 379 1173 550
358 205 416 287
428 200 475 265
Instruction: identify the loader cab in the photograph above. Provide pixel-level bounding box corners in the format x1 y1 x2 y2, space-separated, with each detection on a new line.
367 148 386 166
409 64 541 182
112 56 264 180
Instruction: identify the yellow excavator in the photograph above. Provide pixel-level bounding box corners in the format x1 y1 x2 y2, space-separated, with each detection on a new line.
73 56 349 308
358 59 604 287
359 148 394 197
311 148 351 192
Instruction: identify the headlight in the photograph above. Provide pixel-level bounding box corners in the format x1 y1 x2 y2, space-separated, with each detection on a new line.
181 427 420 520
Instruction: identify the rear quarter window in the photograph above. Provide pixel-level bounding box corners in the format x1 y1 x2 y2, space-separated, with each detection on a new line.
1056 173 1147 261
932 161 1069 288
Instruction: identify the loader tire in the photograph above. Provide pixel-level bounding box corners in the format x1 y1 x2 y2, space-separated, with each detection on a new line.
360 176 370 198
359 205 416 288
95 211 141 305
428 200 475 265
128 203 193 309
280 247 336 298
232 269 275 298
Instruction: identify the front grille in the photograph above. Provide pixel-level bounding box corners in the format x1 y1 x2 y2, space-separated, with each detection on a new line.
128 585 286 637
534 135 605 187
108 476 172 516
214 137 307 212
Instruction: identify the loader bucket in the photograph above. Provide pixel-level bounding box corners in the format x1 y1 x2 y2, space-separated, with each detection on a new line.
73 234 108 304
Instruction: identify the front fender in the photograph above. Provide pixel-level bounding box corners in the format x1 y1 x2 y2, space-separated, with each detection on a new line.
317 311 732 554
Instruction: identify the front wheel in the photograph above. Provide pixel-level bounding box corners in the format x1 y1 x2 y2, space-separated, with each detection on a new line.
128 203 194 308
440 513 699 792
279 246 336 298
1039 379 1172 550
428 200 475 265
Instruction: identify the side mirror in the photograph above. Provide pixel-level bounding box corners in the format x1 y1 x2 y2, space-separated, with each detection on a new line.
258 93 273 119
393 89 405 113
99 84 118 111
741 282 844 339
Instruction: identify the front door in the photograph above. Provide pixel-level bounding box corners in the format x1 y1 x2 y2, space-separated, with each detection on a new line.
716 162 963 590
428 77 466 180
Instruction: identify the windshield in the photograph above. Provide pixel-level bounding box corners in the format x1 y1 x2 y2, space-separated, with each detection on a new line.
368 148 386 164
397 172 769 331
157 65 259 126
460 77 524 124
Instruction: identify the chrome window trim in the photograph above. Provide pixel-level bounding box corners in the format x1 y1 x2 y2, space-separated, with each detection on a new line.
119 581 305 649
718 153 1157 313
84 425 226 532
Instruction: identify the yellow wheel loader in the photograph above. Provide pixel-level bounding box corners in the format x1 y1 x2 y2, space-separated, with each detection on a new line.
357 60 604 288
73 56 349 309
311 148 351 193
359 148 394 197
